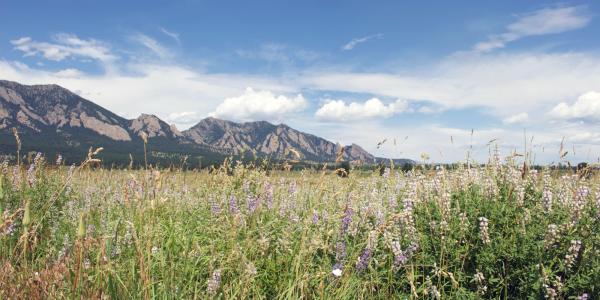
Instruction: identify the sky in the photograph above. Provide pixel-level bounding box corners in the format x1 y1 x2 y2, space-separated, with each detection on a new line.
1 0 600 164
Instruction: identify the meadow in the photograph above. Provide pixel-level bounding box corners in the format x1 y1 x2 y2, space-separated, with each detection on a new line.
1 149 599 299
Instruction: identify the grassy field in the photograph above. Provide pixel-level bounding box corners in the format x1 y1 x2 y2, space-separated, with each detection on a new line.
1 151 599 299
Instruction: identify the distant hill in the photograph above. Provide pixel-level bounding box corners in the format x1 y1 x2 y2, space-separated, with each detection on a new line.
0 80 414 167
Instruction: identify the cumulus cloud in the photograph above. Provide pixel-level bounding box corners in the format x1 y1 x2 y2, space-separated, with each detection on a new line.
474 6 590 52
209 87 307 122
10 33 116 63
503 112 529 124
342 33 384 50
549 91 600 122
315 98 408 122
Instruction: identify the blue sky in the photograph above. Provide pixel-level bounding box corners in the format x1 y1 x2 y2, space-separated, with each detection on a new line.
1 1 600 163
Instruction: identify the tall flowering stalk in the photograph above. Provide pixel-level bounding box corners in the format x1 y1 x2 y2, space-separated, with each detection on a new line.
478 217 491 245
229 195 240 215
263 182 274 209
544 224 559 249
206 269 222 296
564 240 582 271
355 230 378 272
474 270 487 295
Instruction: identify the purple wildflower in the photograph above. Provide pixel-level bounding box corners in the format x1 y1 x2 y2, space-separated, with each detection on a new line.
340 206 353 235
335 240 347 261
247 194 259 213
11 166 20 190
210 196 221 216
26 163 36 187
355 247 373 271
312 210 319 224
263 182 274 209
229 195 240 215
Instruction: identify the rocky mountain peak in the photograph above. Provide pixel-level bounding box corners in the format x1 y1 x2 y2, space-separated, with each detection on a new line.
129 113 182 139
0 80 412 165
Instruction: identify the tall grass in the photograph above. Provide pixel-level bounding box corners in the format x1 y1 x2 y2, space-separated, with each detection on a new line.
0 152 599 299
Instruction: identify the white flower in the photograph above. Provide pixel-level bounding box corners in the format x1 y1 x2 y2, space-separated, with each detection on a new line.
332 268 343 277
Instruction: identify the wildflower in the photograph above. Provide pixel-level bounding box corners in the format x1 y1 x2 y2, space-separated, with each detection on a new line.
515 183 525 207
111 245 121 258
206 269 222 296
26 163 36 187
388 194 398 210
229 195 240 215
478 217 491 245
543 284 557 300
355 230 378 272
577 293 589 300
151 246 159 255
544 224 559 248
332 263 343 277
1 159 8 176
564 240 582 271
245 262 257 277
335 240 347 262
340 206 353 235
571 186 589 224
312 210 319 224
391 241 408 266
247 193 260 214
11 166 21 190
242 180 251 193
3 223 15 236
426 276 441 300
288 181 298 195
542 185 552 213
474 270 487 295
355 248 373 272
210 196 221 216
382 167 390 179
263 182 274 209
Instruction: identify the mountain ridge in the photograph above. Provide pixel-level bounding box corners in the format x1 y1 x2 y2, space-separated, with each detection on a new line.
0 79 414 165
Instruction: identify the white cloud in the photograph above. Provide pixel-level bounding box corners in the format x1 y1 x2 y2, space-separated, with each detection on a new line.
165 111 198 127
209 87 307 122
304 52 600 117
315 98 408 122
131 33 172 59
549 91 600 122
503 112 528 124
342 33 384 50
474 6 590 52
159 27 180 44
54 68 85 78
0 60 295 129
10 33 116 63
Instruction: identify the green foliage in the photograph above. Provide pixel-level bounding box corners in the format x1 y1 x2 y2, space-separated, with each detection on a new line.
0 158 599 299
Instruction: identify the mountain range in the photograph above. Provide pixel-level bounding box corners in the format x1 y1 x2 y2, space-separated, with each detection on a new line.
0 80 412 167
